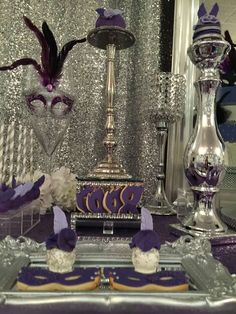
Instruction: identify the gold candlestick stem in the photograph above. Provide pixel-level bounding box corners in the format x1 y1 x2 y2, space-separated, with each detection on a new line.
87 27 135 179
90 44 131 179
104 44 116 162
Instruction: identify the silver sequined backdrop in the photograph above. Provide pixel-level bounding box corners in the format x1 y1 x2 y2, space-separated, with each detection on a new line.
0 0 165 202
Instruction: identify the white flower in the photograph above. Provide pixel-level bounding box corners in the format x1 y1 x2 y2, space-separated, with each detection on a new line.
51 167 77 209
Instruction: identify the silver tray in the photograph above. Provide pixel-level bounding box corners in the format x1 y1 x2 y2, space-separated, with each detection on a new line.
0 236 235 305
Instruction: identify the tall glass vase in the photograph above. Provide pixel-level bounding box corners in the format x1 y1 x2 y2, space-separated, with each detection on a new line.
184 38 230 233
23 74 74 174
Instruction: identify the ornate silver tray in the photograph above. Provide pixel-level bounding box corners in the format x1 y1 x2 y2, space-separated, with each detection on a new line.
0 236 235 305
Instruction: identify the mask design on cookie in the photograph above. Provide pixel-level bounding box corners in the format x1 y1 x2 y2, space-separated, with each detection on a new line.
119 185 144 214
193 3 222 42
86 188 104 213
95 8 126 29
46 206 77 273
103 187 123 213
129 207 160 274
76 186 94 213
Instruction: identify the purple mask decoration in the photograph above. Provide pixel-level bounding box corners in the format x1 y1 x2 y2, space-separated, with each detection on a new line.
0 16 86 91
129 207 160 252
46 206 77 252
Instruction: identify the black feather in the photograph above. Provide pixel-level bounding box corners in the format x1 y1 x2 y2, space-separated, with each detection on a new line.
0 57 42 74
55 38 86 78
42 21 58 76
23 16 49 72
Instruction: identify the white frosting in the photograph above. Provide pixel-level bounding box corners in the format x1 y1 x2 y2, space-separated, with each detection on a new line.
46 248 76 273
131 247 160 274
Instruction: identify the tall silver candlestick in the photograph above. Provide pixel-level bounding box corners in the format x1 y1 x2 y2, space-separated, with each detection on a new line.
87 27 135 179
145 73 186 215
184 38 230 233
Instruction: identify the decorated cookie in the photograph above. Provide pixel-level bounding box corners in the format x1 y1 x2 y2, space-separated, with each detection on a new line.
17 267 101 291
103 187 123 213
119 185 144 214
130 208 160 274
46 206 77 273
86 188 105 213
95 8 126 29
104 267 188 292
76 186 94 213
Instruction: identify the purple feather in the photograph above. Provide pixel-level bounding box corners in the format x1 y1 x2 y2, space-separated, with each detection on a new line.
55 38 86 79
23 16 49 71
96 8 105 16
130 230 161 252
0 189 15 203
46 233 58 250
209 3 219 16
57 228 77 252
0 58 42 74
198 3 207 18
141 207 153 231
42 21 58 76
0 16 86 90
53 206 68 234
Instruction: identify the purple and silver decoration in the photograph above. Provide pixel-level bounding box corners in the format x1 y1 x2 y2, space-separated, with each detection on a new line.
0 16 86 159
0 175 44 213
130 208 161 274
183 3 231 233
46 206 77 273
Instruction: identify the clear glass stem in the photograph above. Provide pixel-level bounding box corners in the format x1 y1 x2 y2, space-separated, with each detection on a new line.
147 122 175 215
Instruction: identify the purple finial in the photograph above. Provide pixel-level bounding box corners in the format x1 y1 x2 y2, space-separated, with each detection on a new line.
141 207 153 231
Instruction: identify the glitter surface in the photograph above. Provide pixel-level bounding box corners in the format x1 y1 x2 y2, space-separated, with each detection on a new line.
0 0 170 203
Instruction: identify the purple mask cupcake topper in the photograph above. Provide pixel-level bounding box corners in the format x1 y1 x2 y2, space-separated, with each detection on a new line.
46 206 77 252
141 207 153 231
130 207 160 252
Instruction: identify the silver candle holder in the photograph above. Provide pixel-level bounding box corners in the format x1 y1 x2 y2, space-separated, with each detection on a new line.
183 38 230 233
145 73 186 215
87 27 135 179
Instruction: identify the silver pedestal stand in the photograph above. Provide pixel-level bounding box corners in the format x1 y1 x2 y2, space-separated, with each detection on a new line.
145 73 186 215
87 27 135 180
181 38 230 234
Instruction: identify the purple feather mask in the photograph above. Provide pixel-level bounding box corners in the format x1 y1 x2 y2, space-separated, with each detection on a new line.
0 16 86 91
130 207 160 252
46 206 77 252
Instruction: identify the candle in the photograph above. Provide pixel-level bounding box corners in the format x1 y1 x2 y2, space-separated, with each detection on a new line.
29 129 34 179
7 121 15 186
16 124 23 183
21 126 27 183
0 123 5 183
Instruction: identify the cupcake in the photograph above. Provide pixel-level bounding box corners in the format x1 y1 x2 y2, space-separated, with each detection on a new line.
46 206 77 273
95 8 126 29
129 207 160 274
